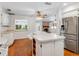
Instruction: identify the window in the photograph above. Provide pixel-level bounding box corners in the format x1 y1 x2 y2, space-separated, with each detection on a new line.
15 20 28 31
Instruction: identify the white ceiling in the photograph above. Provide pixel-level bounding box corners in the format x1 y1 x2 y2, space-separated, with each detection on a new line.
0 2 77 16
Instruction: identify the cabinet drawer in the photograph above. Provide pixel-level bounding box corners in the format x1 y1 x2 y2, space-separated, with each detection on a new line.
65 34 77 41
65 39 77 52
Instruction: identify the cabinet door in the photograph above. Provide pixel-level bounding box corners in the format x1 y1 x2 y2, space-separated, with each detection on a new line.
41 42 54 56
1 13 10 26
36 42 42 56
54 40 64 56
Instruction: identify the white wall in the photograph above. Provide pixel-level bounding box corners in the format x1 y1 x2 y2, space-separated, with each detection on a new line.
62 3 79 17
54 7 63 34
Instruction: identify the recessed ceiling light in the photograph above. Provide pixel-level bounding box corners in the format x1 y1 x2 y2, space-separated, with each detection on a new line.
63 3 68 6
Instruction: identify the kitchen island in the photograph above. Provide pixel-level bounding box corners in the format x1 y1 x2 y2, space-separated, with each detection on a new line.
33 31 65 56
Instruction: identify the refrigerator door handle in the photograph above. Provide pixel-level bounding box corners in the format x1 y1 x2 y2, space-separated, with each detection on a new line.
65 20 69 33
67 21 69 33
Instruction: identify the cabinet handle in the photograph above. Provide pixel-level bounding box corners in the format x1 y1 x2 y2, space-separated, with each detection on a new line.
1 14 2 16
0 44 2 47
0 52 1 54
40 44 42 48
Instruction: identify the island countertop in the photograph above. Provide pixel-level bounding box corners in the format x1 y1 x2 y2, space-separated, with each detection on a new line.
33 31 65 42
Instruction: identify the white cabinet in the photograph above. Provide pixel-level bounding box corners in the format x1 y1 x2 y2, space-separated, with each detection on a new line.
54 40 64 56
1 13 11 26
35 40 64 56
33 32 65 56
41 42 54 56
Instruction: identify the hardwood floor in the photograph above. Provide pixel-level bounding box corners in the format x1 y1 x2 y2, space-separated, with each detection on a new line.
64 49 79 56
8 38 33 56
8 38 79 56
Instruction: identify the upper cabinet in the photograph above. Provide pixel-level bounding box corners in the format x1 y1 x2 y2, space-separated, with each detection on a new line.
1 13 11 27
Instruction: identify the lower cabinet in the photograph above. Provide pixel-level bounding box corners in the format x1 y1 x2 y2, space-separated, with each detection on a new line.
41 42 55 56
35 40 64 56
54 40 64 56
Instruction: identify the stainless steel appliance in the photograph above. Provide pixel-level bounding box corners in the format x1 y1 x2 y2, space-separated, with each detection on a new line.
62 16 79 53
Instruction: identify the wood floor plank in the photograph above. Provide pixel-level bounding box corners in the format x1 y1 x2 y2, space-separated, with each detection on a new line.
8 38 33 56
64 49 79 56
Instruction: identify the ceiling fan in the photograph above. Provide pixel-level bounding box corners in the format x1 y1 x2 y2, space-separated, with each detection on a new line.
36 10 47 19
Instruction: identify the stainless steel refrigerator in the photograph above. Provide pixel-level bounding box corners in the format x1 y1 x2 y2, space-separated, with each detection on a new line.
62 16 79 53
